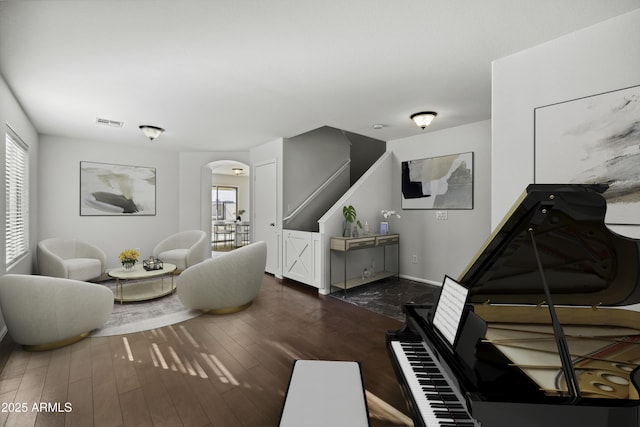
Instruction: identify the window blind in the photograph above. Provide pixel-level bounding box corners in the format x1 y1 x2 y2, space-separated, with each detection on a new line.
5 126 28 267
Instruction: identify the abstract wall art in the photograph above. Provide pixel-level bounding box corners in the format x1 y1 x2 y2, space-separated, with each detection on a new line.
80 161 156 216
535 85 640 225
401 152 473 209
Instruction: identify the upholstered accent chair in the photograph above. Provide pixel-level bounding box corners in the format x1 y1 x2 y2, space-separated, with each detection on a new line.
177 241 267 313
37 237 107 281
0 274 113 350
152 230 208 271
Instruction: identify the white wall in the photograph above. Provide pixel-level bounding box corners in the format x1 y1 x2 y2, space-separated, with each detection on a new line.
387 120 492 285
492 9 640 236
39 135 179 269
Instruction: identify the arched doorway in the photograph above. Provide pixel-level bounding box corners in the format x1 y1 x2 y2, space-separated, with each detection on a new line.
207 160 250 254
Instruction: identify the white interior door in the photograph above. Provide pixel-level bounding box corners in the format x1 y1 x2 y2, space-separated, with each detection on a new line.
254 161 278 274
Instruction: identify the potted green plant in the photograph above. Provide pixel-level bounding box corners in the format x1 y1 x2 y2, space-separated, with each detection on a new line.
342 205 362 237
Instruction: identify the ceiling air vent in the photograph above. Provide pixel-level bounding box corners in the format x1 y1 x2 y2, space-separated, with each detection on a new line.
96 117 124 127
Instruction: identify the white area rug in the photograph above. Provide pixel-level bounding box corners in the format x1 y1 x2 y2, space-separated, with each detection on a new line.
91 279 202 337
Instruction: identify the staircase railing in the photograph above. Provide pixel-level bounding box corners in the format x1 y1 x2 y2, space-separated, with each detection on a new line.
283 159 351 223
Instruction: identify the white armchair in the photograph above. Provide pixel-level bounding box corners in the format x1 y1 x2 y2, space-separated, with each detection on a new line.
0 274 113 350
152 230 208 271
37 237 107 281
177 241 267 313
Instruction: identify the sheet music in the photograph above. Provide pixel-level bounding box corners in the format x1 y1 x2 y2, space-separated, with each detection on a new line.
432 276 469 346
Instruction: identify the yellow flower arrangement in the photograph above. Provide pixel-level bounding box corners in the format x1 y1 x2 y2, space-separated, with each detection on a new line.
118 248 140 267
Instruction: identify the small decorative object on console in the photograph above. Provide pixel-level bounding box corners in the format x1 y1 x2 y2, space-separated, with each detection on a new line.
143 256 164 271
342 205 363 237
381 210 401 234
379 221 388 235
381 209 401 220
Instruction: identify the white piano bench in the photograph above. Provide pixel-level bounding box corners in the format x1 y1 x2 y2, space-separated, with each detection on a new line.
278 360 370 427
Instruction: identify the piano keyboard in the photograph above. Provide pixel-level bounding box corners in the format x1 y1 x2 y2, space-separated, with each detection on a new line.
390 340 477 427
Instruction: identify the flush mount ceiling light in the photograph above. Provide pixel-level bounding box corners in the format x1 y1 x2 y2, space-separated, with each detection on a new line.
139 125 165 141
410 111 438 129
232 168 243 175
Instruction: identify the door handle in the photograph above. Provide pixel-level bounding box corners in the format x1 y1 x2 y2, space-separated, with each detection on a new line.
270 223 275 227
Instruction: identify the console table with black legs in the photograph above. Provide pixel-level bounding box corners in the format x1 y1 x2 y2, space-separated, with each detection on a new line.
329 233 399 293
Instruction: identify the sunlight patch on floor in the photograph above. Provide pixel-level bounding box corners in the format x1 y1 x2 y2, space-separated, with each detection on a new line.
200 352 240 385
366 390 413 426
151 343 169 369
268 340 305 360
178 324 200 348
122 337 134 362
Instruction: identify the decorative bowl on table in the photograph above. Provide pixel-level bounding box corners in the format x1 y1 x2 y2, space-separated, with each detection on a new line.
143 257 164 271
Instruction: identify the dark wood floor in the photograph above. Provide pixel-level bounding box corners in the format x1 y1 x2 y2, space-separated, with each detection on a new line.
0 275 413 426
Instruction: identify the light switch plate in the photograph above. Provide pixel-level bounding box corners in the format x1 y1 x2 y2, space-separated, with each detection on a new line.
436 210 448 220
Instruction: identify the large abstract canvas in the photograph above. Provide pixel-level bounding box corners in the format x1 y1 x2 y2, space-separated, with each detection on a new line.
80 161 156 216
535 85 640 225
401 152 473 209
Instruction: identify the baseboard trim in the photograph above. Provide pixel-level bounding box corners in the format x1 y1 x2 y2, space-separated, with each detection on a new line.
398 274 442 287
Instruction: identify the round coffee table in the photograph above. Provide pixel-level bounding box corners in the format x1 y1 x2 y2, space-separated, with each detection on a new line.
108 263 177 303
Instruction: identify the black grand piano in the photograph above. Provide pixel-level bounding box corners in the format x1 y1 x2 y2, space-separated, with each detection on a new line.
387 184 640 426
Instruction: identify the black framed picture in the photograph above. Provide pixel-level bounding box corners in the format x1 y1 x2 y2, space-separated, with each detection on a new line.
401 152 473 209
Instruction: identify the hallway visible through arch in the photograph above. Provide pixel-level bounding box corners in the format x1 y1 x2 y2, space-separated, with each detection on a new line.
207 160 251 255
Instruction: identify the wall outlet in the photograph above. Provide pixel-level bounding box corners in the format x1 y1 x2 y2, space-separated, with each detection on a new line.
411 255 418 264
436 210 448 220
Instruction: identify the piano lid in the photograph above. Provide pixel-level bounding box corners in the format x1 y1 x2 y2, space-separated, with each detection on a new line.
459 184 640 307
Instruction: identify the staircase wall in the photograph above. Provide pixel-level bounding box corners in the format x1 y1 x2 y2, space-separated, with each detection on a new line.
283 126 384 232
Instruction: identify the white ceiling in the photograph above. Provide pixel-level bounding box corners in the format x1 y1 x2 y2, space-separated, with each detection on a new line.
1 1 638 152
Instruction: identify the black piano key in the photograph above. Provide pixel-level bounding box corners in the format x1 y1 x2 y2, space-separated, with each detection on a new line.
408 358 433 362
420 386 450 392
426 393 459 401
419 379 449 386
414 368 442 374
435 410 468 417
434 410 473 419
439 423 475 427
420 384 452 391
431 403 465 410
